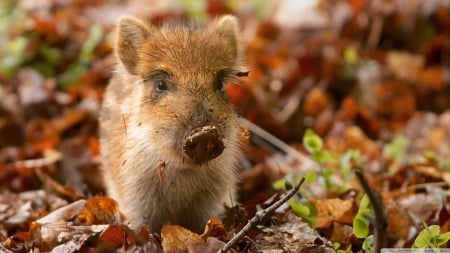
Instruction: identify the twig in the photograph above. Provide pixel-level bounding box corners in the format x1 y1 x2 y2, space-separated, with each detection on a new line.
218 177 305 253
354 169 387 253
239 118 316 170
366 14 384 51
0 243 13 253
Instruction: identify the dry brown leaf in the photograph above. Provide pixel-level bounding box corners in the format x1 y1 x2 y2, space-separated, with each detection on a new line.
200 218 227 240
256 213 333 252
77 197 124 225
98 225 126 249
386 201 413 239
443 172 450 186
35 169 78 202
386 51 424 82
31 200 87 248
25 118 60 151
161 225 204 253
310 198 356 228
186 237 227 253
418 66 446 91
329 222 353 246
343 126 379 157
374 81 416 121
52 109 88 134
303 88 331 117
414 164 444 180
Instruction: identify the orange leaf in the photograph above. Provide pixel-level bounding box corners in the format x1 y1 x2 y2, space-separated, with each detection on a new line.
99 225 126 249
161 225 204 253
302 88 330 116
310 198 356 228
200 218 227 240
78 197 124 225
343 126 379 158
419 67 445 91
386 202 413 239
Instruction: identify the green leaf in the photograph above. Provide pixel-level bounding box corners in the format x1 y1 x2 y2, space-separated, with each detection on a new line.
444 159 450 172
343 47 358 65
435 232 450 246
362 235 374 253
0 36 28 76
383 135 409 159
289 198 310 216
322 167 334 189
353 194 372 239
58 63 88 87
332 242 340 250
413 225 441 248
304 171 317 182
359 194 371 210
353 215 370 238
288 198 317 225
178 0 206 20
80 24 103 61
303 129 323 154
272 178 286 190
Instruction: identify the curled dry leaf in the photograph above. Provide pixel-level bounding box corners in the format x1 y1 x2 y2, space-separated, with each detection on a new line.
386 51 424 83
343 126 379 158
77 197 125 225
310 198 356 228
35 168 78 202
161 225 204 253
35 199 86 225
31 199 87 248
200 217 227 240
386 201 414 239
98 225 127 250
186 237 227 253
329 222 354 247
302 87 331 117
255 213 334 253
374 81 416 123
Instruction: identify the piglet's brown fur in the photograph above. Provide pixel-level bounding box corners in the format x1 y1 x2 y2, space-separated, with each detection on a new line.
99 15 244 233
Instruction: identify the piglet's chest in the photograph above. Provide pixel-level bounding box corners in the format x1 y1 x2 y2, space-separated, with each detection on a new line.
153 167 219 202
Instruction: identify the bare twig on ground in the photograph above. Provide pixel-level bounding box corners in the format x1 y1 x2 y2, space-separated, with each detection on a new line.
0 243 13 253
218 177 306 253
354 169 388 253
240 118 315 170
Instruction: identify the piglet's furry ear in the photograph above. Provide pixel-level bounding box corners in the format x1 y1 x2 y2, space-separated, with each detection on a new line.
212 15 241 59
116 17 153 75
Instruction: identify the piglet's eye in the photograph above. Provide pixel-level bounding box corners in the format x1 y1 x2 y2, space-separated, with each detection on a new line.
155 79 168 92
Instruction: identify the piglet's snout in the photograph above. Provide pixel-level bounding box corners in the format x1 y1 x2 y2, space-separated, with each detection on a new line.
183 125 224 164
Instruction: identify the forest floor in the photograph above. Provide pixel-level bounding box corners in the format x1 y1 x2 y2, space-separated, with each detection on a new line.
0 0 449 252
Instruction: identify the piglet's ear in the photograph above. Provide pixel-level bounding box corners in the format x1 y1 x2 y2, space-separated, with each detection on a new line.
212 15 241 59
116 17 152 75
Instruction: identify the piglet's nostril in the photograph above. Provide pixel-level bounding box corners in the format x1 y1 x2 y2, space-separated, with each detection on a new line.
183 125 224 164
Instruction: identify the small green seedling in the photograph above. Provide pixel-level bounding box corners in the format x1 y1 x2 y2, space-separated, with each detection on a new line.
353 194 372 239
413 223 450 249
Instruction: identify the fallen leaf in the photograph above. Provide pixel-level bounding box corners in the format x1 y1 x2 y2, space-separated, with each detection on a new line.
303 87 331 117
343 126 379 158
329 222 353 246
187 237 227 253
310 198 356 228
161 225 204 253
386 51 424 82
78 197 124 225
418 66 445 91
201 218 227 240
31 200 87 248
386 201 414 239
98 225 126 250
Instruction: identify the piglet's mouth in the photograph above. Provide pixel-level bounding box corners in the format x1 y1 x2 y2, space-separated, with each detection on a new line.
183 125 224 164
